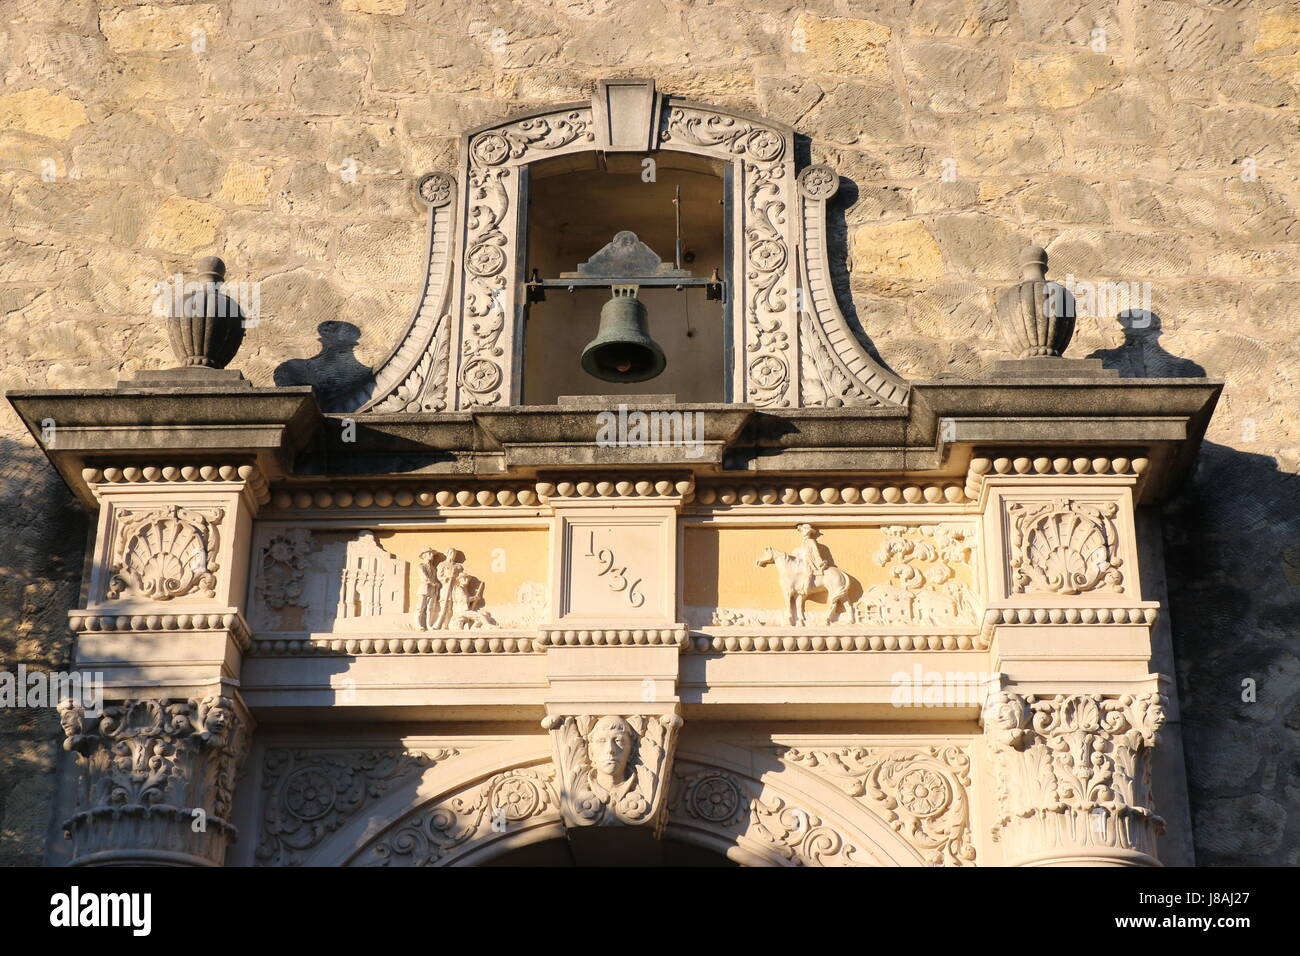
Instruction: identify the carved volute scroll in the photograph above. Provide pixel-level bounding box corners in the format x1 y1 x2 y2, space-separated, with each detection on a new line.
351 79 909 413
542 713 683 829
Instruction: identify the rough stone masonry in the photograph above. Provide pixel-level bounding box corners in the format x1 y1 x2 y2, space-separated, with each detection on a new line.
0 0 1297 865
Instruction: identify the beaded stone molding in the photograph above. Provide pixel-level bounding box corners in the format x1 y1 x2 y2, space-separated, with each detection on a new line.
265 477 696 512
979 604 1160 644
81 463 271 505
686 630 987 653
70 610 252 651
963 455 1151 500
692 482 971 507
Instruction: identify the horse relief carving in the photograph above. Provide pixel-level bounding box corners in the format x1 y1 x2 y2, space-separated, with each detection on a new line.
757 523 859 625
748 524 979 628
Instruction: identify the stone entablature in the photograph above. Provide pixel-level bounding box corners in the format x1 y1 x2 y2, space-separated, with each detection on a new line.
7 82 1223 868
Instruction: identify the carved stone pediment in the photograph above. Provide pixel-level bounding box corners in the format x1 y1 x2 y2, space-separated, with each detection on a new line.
335 78 907 414
542 713 682 829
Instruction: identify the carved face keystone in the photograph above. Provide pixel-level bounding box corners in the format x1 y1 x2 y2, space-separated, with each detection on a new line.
587 716 632 784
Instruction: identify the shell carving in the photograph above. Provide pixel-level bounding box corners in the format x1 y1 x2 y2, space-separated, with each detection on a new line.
1008 499 1123 595
107 505 223 601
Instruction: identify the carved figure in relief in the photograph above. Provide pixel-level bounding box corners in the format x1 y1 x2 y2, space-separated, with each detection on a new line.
414 548 441 630
397 546 499 631
757 525 860 626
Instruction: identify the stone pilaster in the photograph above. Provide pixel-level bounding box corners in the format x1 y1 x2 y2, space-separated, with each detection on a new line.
984 691 1166 866
58 695 251 867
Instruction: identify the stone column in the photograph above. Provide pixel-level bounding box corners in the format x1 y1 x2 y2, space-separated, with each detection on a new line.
984 691 1166 866
59 695 250 867
61 462 268 865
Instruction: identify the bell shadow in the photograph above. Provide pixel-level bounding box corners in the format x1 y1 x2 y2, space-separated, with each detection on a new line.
274 321 376 411
1087 310 1207 379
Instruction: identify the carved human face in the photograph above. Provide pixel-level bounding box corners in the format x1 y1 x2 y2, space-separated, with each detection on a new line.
587 716 632 783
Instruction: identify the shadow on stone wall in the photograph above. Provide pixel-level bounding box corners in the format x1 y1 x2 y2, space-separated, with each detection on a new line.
273 321 376 411
1087 310 1208 379
0 434 87 866
1090 311 1300 864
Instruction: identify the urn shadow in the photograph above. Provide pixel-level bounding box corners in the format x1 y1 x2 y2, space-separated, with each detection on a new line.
274 321 376 411
1086 310 1207 379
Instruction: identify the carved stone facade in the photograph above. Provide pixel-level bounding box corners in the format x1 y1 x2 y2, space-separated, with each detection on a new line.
12 79 1221 869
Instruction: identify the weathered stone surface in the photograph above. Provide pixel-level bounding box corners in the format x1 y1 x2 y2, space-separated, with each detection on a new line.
851 219 945 280
99 4 224 53
1255 6 1300 53
1135 0 1243 72
792 12 892 81
0 89 88 139
145 196 226 253
903 41 1004 113
1007 52 1114 109
1017 178 1111 223
806 82 905 145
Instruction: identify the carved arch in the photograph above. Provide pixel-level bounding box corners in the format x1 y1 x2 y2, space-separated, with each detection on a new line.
343 79 908 414
283 739 929 867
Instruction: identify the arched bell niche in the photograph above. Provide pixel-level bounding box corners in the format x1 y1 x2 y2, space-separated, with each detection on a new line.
344 79 909 414
523 151 728 403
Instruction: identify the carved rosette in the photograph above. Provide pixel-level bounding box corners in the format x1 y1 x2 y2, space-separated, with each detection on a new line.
257 748 455 866
662 106 795 408
1008 498 1125 595
782 746 976 866
542 713 683 829
356 766 559 866
106 505 223 601
416 171 455 207
984 692 1166 865
59 696 250 866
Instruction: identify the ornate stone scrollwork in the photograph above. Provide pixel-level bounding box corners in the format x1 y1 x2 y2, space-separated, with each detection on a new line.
667 765 876 866
256 748 456 866
984 692 1166 864
543 713 683 829
782 746 976 866
662 105 794 408
106 505 223 601
1008 498 1125 595
797 163 839 201
355 766 559 866
59 695 249 866
864 524 979 626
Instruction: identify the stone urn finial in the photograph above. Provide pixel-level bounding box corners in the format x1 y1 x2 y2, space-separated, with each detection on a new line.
167 256 245 369
995 245 1076 359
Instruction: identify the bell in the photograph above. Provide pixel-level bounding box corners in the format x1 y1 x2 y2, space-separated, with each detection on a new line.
580 292 667 383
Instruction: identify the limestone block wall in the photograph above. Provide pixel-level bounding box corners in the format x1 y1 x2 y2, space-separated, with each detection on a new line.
1 0 1297 865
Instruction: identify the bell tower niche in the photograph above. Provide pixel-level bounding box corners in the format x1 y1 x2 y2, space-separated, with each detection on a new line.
523 153 727 403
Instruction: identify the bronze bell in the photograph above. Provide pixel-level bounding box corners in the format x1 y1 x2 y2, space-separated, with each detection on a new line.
580 291 667 383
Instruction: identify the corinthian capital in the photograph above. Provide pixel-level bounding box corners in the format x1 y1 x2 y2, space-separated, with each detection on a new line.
58 695 250 867
542 713 682 830
984 692 1166 866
